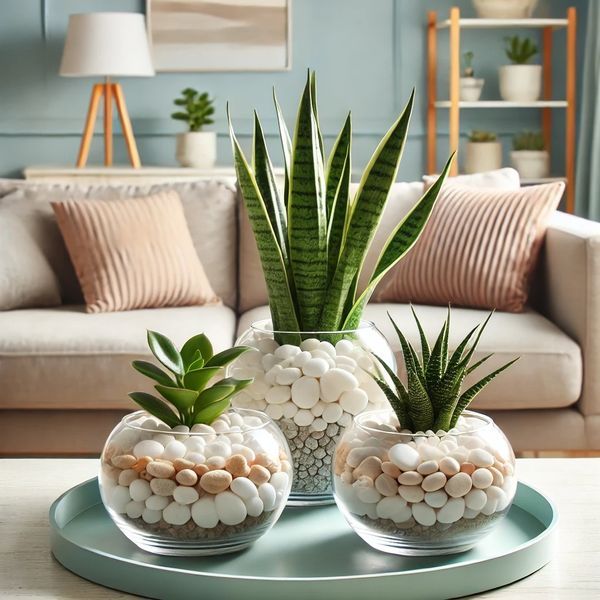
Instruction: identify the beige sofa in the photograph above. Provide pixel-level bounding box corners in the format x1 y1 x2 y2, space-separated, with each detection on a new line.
0 178 598 455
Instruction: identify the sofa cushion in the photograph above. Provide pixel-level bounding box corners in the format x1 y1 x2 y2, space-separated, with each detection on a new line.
0 304 237 410
0 180 238 308
237 303 582 410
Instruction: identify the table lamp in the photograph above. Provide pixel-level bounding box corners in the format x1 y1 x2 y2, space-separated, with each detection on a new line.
60 13 155 168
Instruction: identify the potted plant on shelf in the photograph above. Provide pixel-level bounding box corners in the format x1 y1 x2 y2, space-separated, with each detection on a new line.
464 130 503 173
499 36 541 102
511 131 550 179
333 309 518 556
228 71 453 505
99 330 292 556
460 51 484 102
472 0 538 19
172 88 217 168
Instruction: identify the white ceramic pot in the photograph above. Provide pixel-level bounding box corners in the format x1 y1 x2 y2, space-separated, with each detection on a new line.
464 141 503 174
499 65 542 102
472 0 538 18
176 132 217 168
510 150 550 179
460 77 485 102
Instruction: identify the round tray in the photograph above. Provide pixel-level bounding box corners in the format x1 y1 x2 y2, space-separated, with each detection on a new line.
50 478 557 600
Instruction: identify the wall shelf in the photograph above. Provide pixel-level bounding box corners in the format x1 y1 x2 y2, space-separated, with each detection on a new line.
434 100 568 108
436 18 568 30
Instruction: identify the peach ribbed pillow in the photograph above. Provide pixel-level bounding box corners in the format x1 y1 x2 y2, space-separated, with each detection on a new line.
375 182 565 312
52 191 220 313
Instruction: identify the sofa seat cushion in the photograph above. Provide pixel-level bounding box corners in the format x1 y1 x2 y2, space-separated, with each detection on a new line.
0 304 237 410
237 304 582 410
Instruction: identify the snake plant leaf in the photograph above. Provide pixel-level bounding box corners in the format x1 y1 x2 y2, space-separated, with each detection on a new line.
132 361 175 387
180 333 213 368
183 366 222 393
410 305 431 368
449 358 520 428
128 392 180 428
147 330 184 377
374 378 411 430
253 111 289 263
327 146 351 283
228 108 300 333
288 73 328 330
193 397 232 425
341 154 453 330
273 89 292 206
205 346 253 368
325 112 352 220
155 385 198 411
310 71 325 162
321 91 414 329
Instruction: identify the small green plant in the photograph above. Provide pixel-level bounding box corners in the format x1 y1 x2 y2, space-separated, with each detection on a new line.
513 131 545 151
462 51 475 77
468 130 497 143
504 36 538 64
129 331 252 427
171 88 215 132
373 309 518 432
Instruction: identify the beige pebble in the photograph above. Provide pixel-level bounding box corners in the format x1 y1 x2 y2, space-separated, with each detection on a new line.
421 471 447 492
460 462 476 475
397 471 423 485
139 469 153 481
489 466 504 486
346 446 387 468
445 472 473 498
417 460 439 476
173 458 195 472
225 454 251 478
254 453 281 473
503 462 514 476
381 461 401 479
468 448 494 468
112 454 137 469
340 470 353 484
472 468 494 489
248 464 271 485
175 468 198 486
353 456 383 481
398 484 425 503
375 473 399 497
146 461 176 479
149 478 177 496
200 469 233 494
439 456 460 476
206 456 226 470
280 460 292 474
133 456 152 473
193 464 210 477
118 469 139 487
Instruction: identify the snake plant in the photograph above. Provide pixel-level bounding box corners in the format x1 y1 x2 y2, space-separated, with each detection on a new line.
228 71 453 341
129 331 252 427
374 309 518 432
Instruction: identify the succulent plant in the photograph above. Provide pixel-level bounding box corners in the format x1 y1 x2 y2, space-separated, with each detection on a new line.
228 71 453 343
462 51 475 77
504 36 538 65
513 131 546 151
468 130 497 143
373 308 518 433
171 88 215 132
129 331 253 427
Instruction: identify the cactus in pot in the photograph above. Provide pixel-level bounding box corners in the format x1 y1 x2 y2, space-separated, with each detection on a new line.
499 35 542 102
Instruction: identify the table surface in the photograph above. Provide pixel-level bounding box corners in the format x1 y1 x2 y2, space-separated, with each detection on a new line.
1 458 599 599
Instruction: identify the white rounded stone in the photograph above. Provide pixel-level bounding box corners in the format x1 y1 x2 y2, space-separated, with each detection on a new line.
421 471 447 492
129 479 152 503
142 508 162 524
191 423 216 435
110 486 131 513
445 472 473 498
465 488 487 511
264 364 283 385
125 500 145 519
145 494 169 511
472 468 494 489
398 485 425 503
133 440 163 459
417 444 445 461
292 351 312 368
274 344 301 360
335 339 355 356
173 486 199 505
302 358 330 377
261 353 278 372
281 401 299 419
291 376 320 409
230 477 259 500
204 441 232 459
244 496 264 517
300 338 320 351
412 501 436 526
320 368 358 402
231 444 255 462
276 367 302 386
375 496 410 522
258 482 277 511
468 448 494 468
162 440 187 461
266 404 284 420
437 497 465 524
389 443 420 471
191 496 219 528
214 491 247 525
185 452 206 464
153 433 175 447
258 338 278 354
293 409 314 427
246 379 270 401
463 507 480 519
439 456 461 476
417 460 439 476
397 471 423 485
481 495 498 516
424 490 448 508
269 471 289 493
171 424 190 439
163 502 191 525
266 385 292 405
486 485 509 511
322 403 343 424
311 418 328 431
310 401 326 417
339 389 368 415
338 412 352 427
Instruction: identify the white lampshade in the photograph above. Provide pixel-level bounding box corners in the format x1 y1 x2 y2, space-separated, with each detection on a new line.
60 13 155 77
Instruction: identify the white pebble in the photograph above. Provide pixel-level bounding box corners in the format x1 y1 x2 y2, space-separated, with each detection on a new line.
310 401 325 417
266 404 284 420
322 403 343 423
163 502 191 525
244 496 264 517
300 338 320 351
463 507 480 519
125 501 145 519
133 440 163 459
191 424 215 435
171 425 190 439
142 508 162 524
291 377 320 409
417 460 439 476
412 502 436 526
230 477 259 499
281 401 299 419
153 433 175 447
445 472 473 498
421 472 447 492
129 479 152 502
376 496 409 522
231 444 255 462
481 495 498 516
424 490 448 508
302 358 330 378
417 444 445 461
398 485 425 503
320 369 358 402
339 389 368 415
191 496 219 528
465 489 487 511
264 364 283 385
472 468 494 489
338 412 352 427
294 409 314 427
258 338 278 354
269 471 289 493
389 443 420 471
173 486 199 505
215 491 248 525
265 385 291 405
163 440 187 461
110 486 131 513
486 485 510 511
291 351 312 368
261 353 278 371
145 494 169 511
311 418 328 431
276 367 302 385
439 456 460 476
204 441 232 459
468 448 494 468
437 497 465 523
335 339 355 356
274 344 301 359
258 483 277 511
185 452 206 464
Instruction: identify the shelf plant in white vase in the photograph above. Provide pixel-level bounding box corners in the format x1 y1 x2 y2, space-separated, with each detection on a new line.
499 36 541 102
228 71 453 505
333 308 519 556
172 88 217 168
99 330 292 555
464 130 503 173
511 131 550 179
460 51 484 102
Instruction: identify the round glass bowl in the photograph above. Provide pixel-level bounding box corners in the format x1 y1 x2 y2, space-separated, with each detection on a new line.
333 410 516 556
99 409 292 556
231 320 396 505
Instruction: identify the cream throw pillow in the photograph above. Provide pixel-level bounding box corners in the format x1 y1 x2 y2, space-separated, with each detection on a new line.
52 191 220 313
375 182 565 312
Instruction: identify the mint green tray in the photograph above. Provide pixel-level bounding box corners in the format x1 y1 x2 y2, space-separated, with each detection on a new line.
50 478 557 600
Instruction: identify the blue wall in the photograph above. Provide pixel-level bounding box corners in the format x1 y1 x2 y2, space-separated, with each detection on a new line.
0 0 587 179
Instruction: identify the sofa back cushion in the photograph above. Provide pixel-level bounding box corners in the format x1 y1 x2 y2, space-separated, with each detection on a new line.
0 180 238 309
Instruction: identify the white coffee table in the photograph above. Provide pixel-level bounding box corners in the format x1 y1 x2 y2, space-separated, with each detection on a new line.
1 458 599 599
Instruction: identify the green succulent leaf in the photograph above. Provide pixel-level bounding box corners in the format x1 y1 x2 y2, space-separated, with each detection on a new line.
410 305 431 368
183 366 222 392
205 346 253 368
466 353 493 375
128 392 180 428
214 377 253 393
155 385 198 411
193 398 231 425
181 333 213 368
147 330 184 376
196 384 236 408
132 360 175 387
188 353 205 371
374 378 411 430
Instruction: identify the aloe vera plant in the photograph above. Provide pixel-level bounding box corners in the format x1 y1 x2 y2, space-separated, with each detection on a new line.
374 309 518 432
129 331 253 427
228 71 453 341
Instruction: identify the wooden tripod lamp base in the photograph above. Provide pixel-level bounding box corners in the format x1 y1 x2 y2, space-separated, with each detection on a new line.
77 81 141 169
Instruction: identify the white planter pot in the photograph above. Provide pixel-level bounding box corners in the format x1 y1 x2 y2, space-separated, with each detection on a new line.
460 77 485 102
472 0 538 18
510 150 550 179
464 141 503 174
176 132 217 168
499 65 542 102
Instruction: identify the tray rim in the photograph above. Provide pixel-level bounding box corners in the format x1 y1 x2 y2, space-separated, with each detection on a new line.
50 476 558 583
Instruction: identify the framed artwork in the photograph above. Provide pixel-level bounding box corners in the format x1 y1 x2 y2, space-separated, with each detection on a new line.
146 0 292 72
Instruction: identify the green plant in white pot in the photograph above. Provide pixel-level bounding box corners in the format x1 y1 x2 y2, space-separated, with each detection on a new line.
511 131 549 179
460 51 484 102
499 36 541 102
227 71 453 504
465 130 502 174
172 88 217 168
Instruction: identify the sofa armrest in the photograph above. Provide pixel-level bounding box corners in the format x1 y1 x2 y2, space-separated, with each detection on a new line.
537 211 600 416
